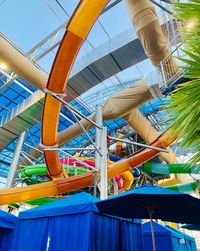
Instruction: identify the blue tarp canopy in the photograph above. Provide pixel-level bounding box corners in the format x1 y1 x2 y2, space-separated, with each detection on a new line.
0 210 17 229
143 221 183 238
19 192 100 219
142 222 197 251
0 210 17 251
96 184 200 224
166 225 197 251
14 192 120 251
166 225 195 240
14 192 144 251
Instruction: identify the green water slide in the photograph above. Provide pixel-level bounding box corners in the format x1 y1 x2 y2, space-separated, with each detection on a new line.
143 163 199 193
166 182 198 193
143 163 200 175
19 164 90 205
26 198 57 206
20 164 90 179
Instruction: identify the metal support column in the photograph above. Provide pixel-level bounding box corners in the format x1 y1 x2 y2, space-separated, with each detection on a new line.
95 105 107 200
6 131 26 188
100 126 107 199
95 105 103 169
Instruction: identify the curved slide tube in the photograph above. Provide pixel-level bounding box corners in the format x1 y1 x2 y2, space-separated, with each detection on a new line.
20 80 176 166
20 161 134 191
0 34 47 91
143 163 200 175
0 131 176 205
58 81 177 164
41 0 111 178
20 164 90 179
125 0 177 74
166 182 198 194
41 0 178 179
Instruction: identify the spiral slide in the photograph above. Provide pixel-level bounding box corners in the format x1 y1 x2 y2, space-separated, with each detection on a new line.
0 0 184 205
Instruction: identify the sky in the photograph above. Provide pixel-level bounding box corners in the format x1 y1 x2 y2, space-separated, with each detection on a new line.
0 0 131 49
0 0 154 77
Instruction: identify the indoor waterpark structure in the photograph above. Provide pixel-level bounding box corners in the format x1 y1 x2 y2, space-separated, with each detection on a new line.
0 0 200 250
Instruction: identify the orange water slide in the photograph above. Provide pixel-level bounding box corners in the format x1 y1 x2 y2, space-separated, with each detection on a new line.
42 0 110 178
0 173 95 205
0 131 175 205
41 0 177 179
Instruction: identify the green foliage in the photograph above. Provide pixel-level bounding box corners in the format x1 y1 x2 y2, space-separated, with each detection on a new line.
166 0 200 163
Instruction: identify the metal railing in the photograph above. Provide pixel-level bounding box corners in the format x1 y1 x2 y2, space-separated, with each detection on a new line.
0 91 44 127
147 34 188 89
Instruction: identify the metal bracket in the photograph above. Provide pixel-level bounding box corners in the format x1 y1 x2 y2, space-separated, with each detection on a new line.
44 88 67 97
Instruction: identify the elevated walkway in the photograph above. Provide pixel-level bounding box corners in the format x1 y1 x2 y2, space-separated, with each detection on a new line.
0 91 44 150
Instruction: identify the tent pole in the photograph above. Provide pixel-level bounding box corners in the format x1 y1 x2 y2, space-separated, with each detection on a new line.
150 210 156 251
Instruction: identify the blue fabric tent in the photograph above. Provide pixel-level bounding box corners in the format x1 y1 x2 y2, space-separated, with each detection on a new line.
13 192 143 251
142 222 197 251
13 192 102 251
0 210 17 251
121 219 144 251
0 209 17 229
13 192 144 251
19 191 99 219
166 226 197 251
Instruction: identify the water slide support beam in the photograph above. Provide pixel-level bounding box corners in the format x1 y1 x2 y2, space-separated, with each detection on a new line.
48 91 102 129
95 105 107 199
44 147 95 151
70 110 101 155
20 152 34 165
100 127 107 200
108 136 168 153
6 132 26 188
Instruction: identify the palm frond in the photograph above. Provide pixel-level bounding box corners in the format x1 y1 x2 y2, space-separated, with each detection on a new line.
166 0 200 163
